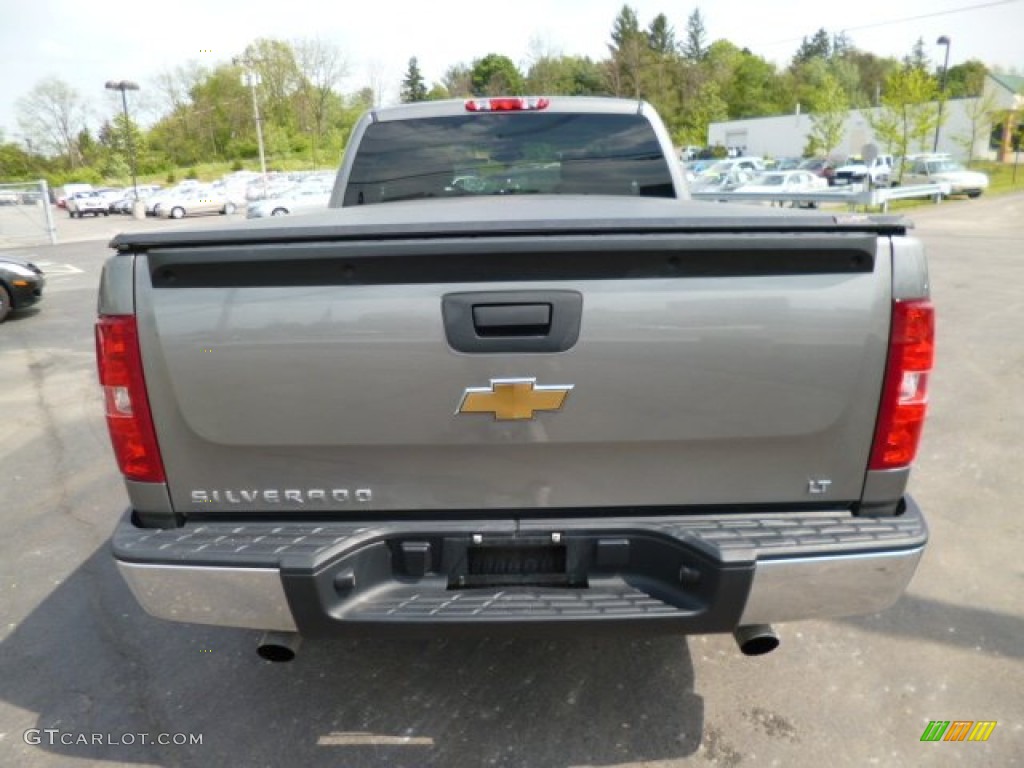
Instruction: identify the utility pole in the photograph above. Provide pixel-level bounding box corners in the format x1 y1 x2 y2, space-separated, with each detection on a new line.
235 57 269 199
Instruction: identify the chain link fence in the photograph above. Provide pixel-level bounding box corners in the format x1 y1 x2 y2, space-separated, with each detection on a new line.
0 181 57 247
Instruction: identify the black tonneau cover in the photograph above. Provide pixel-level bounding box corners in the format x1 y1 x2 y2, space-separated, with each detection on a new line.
110 196 909 252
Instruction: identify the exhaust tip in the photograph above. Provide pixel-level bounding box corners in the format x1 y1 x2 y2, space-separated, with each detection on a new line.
257 631 301 662
733 624 780 656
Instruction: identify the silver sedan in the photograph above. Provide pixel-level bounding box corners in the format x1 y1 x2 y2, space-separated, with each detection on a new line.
156 187 236 219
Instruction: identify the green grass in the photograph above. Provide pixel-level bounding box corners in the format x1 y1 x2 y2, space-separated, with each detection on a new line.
972 159 1024 194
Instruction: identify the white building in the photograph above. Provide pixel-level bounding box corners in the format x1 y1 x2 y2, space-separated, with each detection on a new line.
707 73 1023 163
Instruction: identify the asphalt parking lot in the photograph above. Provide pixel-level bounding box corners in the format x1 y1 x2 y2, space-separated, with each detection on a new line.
0 196 1022 767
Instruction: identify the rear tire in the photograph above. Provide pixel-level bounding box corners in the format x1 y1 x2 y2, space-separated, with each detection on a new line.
171 207 185 219
222 202 236 215
966 190 982 199
0 285 12 323
271 208 288 216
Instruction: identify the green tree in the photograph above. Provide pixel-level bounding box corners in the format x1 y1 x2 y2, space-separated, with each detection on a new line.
188 64 252 160
831 32 853 58
681 9 708 62
729 50 785 118
99 113 142 157
676 79 728 145
240 38 303 130
793 29 831 65
609 4 640 47
904 37 929 72
470 54 524 96
98 113 145 181
954 89 1000 165
845 49 900 107
944 59 988 98
76 128 103 169
643 14 680 119
806 72 849 156
706 41 785 119
607 5 645 97
869 65 941 174
150 62 209 167
442 63 473 98
646 13 675 54
527 55 606 96
294 38 349 168
0 141 42 181
426 84 450 100
401 57 428 102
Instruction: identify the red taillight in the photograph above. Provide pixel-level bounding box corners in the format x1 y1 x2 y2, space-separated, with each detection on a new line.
465 97 550 112
869 300 935 470
96 315 166 483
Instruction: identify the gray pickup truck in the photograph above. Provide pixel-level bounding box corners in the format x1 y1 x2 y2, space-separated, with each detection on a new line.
98 97 933 661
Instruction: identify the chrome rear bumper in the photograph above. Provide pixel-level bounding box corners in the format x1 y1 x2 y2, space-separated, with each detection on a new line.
113 499 927 634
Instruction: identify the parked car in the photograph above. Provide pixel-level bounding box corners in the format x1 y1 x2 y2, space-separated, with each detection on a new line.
798 157 839 185
681 159 714 182
690 167 757 196
833 154 895 188
155 186 236 219
56 183 94 209
678 145 702 161
111 185 162 214
700 157 766 176
0 255 45 323
212 181 250 209
246 183 332 219
900 156 989 198
94 187 125 208
735 170 828 207
770 157 802 171
67 191 110 218
143 188 183 216
246 177 294 202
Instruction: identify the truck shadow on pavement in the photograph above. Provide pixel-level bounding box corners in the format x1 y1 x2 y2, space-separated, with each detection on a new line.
1 547 704 767
839 593 1023 660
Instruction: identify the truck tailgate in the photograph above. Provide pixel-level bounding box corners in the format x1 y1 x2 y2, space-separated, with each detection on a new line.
121 198 895 515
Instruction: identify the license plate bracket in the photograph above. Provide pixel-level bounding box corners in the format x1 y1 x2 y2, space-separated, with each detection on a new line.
453 539 570 588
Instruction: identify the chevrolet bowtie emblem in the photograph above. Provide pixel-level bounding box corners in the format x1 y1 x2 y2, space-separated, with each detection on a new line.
457 378 573 420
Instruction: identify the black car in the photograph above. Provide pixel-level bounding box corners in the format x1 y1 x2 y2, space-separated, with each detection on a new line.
0 255 45 322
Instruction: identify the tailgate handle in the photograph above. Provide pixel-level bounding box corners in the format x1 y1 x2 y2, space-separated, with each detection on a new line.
443 291 582 353
472 303 552 336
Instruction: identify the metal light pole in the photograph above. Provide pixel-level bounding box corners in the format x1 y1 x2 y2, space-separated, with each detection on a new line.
932 36 951 153
105 80 140 200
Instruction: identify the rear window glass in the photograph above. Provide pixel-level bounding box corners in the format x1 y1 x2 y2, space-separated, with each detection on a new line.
343 112 675 206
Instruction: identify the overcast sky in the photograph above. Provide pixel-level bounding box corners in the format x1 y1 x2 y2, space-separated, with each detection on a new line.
1 0 1022 141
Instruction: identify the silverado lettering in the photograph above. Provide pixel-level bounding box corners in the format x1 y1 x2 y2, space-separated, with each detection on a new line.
191 489 373 504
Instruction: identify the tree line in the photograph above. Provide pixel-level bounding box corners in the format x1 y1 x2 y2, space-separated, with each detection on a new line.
0 6 996 187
